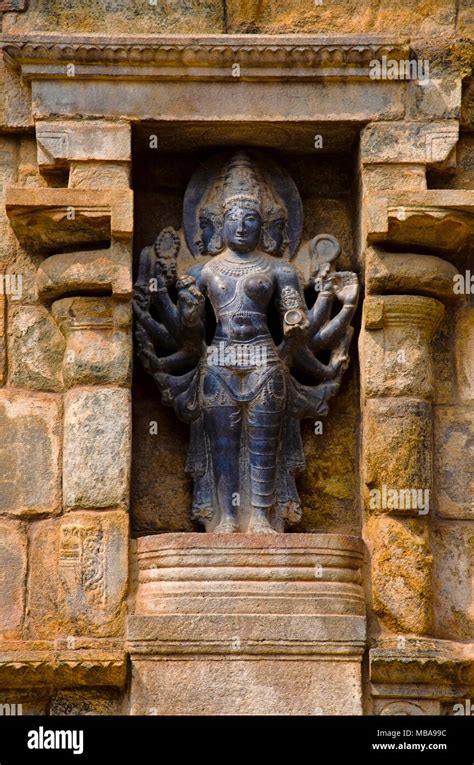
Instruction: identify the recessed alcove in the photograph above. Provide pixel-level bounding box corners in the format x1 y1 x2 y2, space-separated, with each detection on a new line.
130 121 362 536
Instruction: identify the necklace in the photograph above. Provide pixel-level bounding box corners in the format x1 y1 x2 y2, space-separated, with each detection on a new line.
212 254 270 277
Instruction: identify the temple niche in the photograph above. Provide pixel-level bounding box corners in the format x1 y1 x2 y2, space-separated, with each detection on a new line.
0 0 472 721
131 130 361 537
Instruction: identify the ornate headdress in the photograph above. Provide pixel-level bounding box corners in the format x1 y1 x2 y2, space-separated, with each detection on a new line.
222 151 263 215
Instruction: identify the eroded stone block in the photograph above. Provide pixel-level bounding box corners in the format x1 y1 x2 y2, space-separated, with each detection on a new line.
36 121 131 169
68 161 130 189
361 121 459 166
37 243 132 301
361 295 444 399
432 521 474 641
365 516 433 635
8 305 65 391
0 392 61 516
63 387 131 510
130 657 363 715
363 398 433 516
52 297 132 387
435 406 474 520
454 306 474 403
26 511 128 639
50 688 123 715
0 519 27 639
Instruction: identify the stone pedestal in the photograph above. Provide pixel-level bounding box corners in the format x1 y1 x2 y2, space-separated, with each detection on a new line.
128 533 366 715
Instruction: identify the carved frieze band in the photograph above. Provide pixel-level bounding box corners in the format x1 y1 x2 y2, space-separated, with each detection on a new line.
1 34 409 79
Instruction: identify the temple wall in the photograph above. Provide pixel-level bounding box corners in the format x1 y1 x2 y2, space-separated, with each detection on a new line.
0 0 472 715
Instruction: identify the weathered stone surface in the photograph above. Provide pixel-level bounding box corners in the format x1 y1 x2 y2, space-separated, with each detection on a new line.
366 250 460 301
37 243 132 301
432 305 456 405
361 295 444 400
370 636 474 687
30 79 405 124
454 306 474 403
0 291 5 386
131 381 193 535
6 187 134 252
130 657 363 715
0 519 27 640
129 533 365 713
68 162 130 190
50 688 123 715
63 387 131 510
430 136 474 189
366 190 474 253
0 58 32 130
362 164 427 192
365 516 433 635
8 305 65 391
299 405 358 532
17 136 49 188
363 398 433 516
0 691 48 716
434 406 474 520
36 121 131 169
3 0 224 34
361 121 459 166
373 699 440 715
406 64 462 121
225 0 456 35
432 521 474 641
0 136 19 267
26 511 128 639
52 297 132 387
0 391 61 516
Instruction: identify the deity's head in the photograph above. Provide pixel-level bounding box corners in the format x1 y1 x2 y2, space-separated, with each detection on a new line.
195 151 291 258
221 152 264 255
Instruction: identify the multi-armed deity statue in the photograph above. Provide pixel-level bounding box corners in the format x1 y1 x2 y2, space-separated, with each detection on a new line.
133 151 359 533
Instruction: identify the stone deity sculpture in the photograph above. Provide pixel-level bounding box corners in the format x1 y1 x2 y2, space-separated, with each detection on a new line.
133 151 359 533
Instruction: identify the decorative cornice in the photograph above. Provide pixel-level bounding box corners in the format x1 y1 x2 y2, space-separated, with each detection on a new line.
1 34 410 80
0 649 127 688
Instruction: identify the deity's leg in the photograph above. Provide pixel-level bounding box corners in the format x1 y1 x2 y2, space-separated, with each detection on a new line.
203 405 242 533
246 375 285 534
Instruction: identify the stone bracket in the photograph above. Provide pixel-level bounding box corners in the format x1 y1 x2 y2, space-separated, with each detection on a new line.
5 187 133 252
370 637 474 692
36 120 131 170
366 190 474 254
361 121 459 167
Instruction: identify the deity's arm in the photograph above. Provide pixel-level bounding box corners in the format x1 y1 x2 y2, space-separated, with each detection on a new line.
308 289 335 333
273 262 309 336
132 302 178 351
310 274 359 352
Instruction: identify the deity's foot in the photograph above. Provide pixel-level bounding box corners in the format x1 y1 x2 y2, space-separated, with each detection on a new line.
247 510 278 535
213 516 239 533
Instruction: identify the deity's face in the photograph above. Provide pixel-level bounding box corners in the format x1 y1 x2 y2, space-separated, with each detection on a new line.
267 215 286 256
197 213 215 255
223 205 262 254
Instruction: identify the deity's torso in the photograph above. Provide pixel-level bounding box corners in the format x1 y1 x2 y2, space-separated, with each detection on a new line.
199 251 276 342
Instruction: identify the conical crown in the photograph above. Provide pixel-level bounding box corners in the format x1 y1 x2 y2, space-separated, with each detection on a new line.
222 151 262 214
